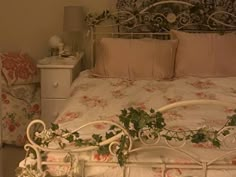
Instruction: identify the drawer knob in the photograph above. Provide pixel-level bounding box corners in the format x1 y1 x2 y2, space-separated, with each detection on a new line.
53 82 59 88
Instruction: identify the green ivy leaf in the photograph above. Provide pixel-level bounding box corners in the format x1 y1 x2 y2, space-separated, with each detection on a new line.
75 139 83 146
72 132 80 137
129 130 137 137
121 109 127 116
177 137 184 141
62 129 70 134
150 108 155 113
117 152 126 166
51 123 59 131
119 135 127 150
138 118 146 129
222 130 230 136
212 138 221 148
155 117 165 129
227 114 236 126
163 135 172 141
191 132 206 144
66 135 74 143
92 134 103 143
106 132 115 139
109 125 116 130
97 145 109 155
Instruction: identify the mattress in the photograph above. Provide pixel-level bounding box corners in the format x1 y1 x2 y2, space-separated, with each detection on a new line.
45 70 236 177
2 83 40 146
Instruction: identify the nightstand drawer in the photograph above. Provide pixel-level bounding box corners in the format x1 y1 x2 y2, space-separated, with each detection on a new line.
41 99 66 125
41 69 72 98
38 53 83 126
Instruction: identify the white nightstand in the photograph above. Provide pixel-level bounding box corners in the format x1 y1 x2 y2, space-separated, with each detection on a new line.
37 53 83 125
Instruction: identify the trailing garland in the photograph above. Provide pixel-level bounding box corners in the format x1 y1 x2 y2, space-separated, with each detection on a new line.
32 107 236 167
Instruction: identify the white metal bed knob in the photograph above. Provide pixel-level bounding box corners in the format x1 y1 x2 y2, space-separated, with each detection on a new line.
53 82 59 88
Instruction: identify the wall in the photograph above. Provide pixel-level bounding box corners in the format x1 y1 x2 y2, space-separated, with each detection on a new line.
0 0 116 66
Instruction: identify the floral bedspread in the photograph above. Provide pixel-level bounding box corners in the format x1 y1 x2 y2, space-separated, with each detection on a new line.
2 83 40 146
45 70 236 177
56 70 236 127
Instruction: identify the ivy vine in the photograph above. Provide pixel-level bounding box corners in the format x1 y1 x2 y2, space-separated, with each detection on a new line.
34 108 236 166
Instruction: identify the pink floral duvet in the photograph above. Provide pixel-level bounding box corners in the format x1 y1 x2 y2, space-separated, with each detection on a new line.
56 70 236 128
48 70 236 177
2 83 40 146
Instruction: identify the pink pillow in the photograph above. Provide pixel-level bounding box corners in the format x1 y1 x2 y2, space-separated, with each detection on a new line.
92 38 178 80
172 30 236 77
1 52 39 85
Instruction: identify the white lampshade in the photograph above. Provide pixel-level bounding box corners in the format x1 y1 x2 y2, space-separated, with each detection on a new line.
63 6 84 32
48 35 63 48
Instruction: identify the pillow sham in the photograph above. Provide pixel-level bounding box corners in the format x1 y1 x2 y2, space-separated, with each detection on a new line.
171 30 236 77
92 38 178 80
0 52 39 85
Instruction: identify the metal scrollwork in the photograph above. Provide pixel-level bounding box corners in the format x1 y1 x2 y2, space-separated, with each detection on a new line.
164 130 187 148
218 127 236 150
86 0 236 32
138 127 161 145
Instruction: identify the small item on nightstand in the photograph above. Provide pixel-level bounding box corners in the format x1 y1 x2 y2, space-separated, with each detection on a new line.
48 35 65 57
61 51 81 59
61 46 73 57
61 53 71 58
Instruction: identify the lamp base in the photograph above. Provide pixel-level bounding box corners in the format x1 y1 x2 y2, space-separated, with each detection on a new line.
50 48 59 56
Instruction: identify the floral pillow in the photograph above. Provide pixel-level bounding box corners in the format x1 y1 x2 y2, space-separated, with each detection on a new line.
1 52 39 85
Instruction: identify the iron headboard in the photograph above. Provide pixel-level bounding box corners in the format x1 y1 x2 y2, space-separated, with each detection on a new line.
86 0 236 32
85 0 236 66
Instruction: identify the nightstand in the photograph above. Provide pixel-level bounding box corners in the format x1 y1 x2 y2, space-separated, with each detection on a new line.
37 53 83 125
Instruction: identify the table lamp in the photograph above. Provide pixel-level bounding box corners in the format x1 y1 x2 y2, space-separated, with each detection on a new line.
63 6 85 56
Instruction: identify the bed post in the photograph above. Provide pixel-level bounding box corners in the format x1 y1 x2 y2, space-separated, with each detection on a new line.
161 164 166 177
123 166 128 177
202 162 208 177
80 160 86 177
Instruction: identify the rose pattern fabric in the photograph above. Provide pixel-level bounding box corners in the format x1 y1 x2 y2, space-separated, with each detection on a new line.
1 84 41 146
0 52 39 85
80 96 108 108
56 70 236 126
187 80 216 89
2 82 40 103
56 112 81 124
50 70 236 177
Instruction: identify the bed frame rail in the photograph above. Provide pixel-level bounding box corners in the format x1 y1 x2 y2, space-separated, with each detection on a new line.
17 99 236 177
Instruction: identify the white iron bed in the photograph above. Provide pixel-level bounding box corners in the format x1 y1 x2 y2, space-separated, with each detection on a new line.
16 0 236 177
